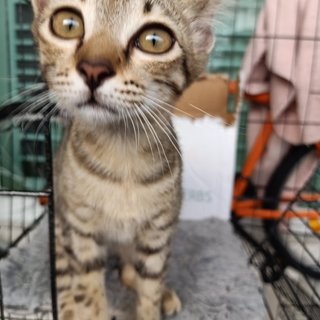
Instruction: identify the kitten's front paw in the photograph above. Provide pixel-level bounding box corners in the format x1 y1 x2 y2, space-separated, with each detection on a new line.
136 299 161 320
60 309 76 320
162 289 182 316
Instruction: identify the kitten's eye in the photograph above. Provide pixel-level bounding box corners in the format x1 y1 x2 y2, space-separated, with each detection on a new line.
51 9 84 39
136 27 174 54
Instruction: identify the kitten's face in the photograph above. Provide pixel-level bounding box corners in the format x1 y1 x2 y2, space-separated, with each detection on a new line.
31 0 218 124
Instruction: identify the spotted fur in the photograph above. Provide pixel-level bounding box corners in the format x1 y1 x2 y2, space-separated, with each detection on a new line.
31 0 219 319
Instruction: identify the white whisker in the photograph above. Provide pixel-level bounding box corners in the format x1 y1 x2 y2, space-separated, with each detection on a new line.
10 91 52 119
24 102 55 136
141 101 182 155
0 83 46 107
132 107 141 147
144 95 196 119
148 95 231 126
136 105 171 176
120 107 128 141
133 104 155 162
141 104 182 161
124 105 138 150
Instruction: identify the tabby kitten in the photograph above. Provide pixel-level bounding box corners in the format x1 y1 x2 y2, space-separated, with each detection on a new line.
31 0 219 319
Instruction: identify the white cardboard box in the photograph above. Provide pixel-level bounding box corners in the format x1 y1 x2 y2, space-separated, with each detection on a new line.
173 75 237 220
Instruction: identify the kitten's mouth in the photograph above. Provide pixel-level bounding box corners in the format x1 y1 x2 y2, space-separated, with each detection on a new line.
78 96 118 115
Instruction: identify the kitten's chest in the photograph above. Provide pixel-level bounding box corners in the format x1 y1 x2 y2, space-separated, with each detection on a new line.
58 150 172 243
55 123 179 242
71 174 165 242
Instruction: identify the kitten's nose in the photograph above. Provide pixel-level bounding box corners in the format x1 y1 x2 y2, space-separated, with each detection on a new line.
77 60 115 91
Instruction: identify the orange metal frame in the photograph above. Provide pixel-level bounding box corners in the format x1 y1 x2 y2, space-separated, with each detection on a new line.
230 83 320 230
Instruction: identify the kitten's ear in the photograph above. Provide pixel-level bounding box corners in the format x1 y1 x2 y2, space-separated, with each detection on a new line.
183 0 220 54
31 0 48 16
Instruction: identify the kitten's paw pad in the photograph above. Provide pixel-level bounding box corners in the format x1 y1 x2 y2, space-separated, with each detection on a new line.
162 289 182 316
121 264 136 289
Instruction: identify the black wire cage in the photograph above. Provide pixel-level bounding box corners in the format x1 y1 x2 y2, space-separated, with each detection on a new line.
229 0 320 319
0 0 319 320
0 107 57 319
0 0 59 317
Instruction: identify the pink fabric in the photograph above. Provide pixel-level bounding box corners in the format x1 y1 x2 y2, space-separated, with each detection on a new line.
246 105 318 194
242 0 320 145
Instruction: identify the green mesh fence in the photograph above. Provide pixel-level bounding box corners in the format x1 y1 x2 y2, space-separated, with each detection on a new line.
207 0 265 172
0 0 62 191
208 0 265 79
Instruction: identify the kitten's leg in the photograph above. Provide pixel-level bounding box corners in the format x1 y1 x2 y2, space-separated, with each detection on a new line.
55 216 77 320
161 288 182 317
121 264 181 317
124 223 181 320
55 215 109 320
71 268 109 320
